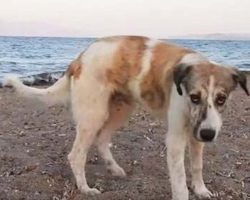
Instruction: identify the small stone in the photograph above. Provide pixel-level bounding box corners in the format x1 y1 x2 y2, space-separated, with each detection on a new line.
9 171 14 176
245 107 250 111
230 173 236 178
18 131 25 137
24 125 30 129
133 160 138 165
149 122 157 126
235 161 242 166
148 128 153 133
24 165 37 172
241 118 246 122
219 191 226 196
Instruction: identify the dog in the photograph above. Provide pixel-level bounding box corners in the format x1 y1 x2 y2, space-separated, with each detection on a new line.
4 36 249 200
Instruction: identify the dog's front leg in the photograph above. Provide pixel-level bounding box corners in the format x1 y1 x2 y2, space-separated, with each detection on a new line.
167 125 188 200
189 137 213 198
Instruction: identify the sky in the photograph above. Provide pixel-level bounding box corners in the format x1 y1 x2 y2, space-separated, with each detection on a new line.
0 0 250 38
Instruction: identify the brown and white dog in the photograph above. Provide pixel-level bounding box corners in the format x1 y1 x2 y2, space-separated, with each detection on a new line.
4 36 249 200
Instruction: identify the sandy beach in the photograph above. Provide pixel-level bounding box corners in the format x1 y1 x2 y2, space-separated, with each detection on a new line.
0 77 249 200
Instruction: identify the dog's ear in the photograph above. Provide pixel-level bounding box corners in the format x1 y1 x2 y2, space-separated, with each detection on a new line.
231 68 249 96
173 63 193 96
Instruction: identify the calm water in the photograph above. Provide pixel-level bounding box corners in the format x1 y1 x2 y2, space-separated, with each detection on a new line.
0 36 250 82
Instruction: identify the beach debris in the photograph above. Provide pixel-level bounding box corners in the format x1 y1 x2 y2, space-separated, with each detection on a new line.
143 134 153 142
160 146 167 158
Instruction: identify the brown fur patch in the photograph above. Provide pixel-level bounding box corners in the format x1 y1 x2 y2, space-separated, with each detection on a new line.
97 91 133 137
140 42 193 110
66 58 82 79
185 64 237 95
106 36 148 93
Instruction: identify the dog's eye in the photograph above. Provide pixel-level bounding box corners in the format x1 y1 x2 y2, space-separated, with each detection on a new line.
215 94 227 106
190 94 201 104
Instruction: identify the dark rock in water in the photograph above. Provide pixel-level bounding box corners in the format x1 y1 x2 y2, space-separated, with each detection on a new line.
0 71 64 87
22 71 64 86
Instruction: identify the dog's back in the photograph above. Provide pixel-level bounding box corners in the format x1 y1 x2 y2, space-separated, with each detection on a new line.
67 36 194 116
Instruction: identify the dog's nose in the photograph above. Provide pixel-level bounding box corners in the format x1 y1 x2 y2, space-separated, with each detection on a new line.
199 129 216 142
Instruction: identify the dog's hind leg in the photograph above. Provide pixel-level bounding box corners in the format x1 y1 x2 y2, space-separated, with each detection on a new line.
189 137 213 198
96 98 133 177
68 123 101 195
68 85 111 195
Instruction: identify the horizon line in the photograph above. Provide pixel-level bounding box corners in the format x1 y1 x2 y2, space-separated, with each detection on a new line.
1 34 250 41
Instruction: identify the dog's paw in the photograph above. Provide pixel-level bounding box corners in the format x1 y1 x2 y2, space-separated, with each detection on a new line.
81 187 101 195
193 184 214 199
108 165 126 177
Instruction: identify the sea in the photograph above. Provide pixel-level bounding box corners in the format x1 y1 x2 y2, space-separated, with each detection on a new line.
0 36 250 84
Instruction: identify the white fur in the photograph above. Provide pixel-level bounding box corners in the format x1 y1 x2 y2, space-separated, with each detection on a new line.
3 75 70 105
128 39 160 101
180 53 208 65
199 76 222 140
81 41 119 77
70 41 119 122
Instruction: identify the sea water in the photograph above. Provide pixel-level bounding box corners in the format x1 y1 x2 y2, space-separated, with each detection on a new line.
0 36 249 83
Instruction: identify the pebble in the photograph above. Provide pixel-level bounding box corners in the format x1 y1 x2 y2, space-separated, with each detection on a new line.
133 160 138 165
149 122 158 127
24 125 30 129
18 131 25 137
24 165 37 172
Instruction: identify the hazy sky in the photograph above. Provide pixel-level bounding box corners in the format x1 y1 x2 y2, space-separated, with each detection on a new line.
0 0 250 38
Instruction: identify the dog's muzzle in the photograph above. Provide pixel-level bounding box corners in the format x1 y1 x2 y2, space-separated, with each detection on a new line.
199 129 216 142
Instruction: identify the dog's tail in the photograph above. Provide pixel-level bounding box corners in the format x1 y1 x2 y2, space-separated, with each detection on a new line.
3 61 79 106
3 74 71 105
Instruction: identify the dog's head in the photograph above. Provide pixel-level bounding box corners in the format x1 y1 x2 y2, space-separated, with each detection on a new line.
174 60 249 142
